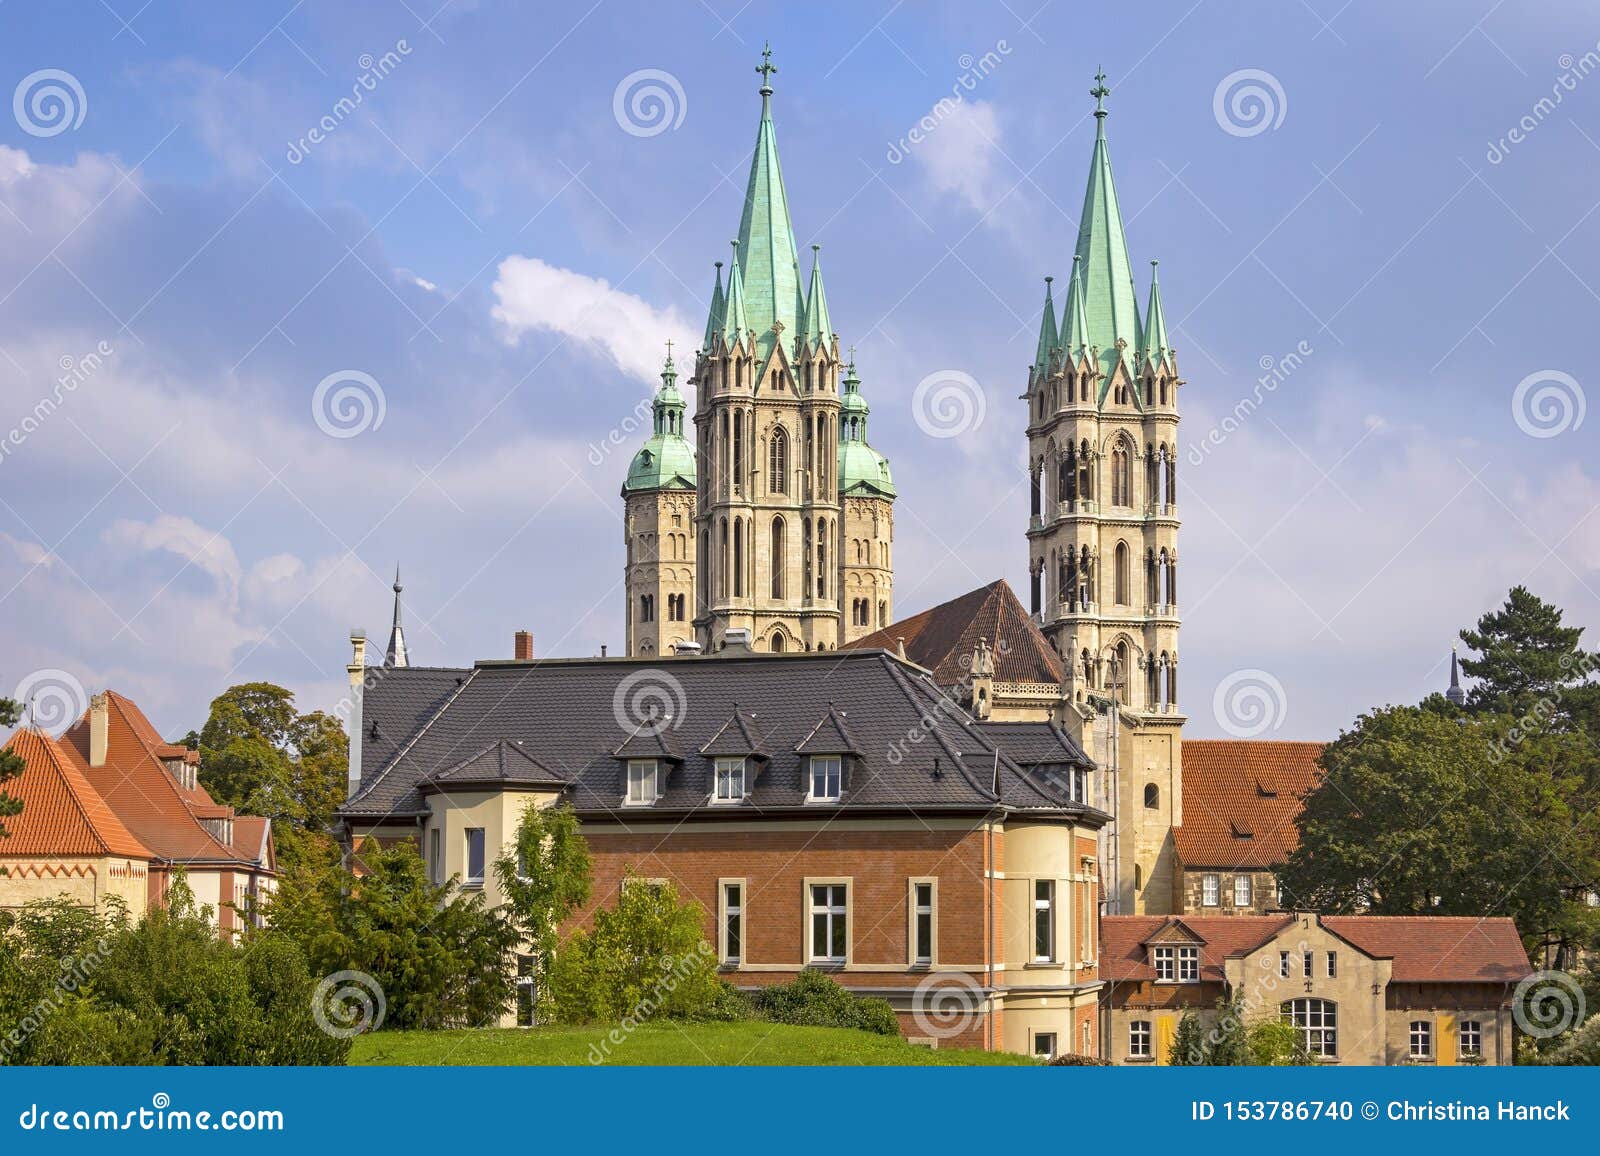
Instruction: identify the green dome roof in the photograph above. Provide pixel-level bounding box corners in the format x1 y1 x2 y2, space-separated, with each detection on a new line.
837 360 895 499
623 352 697 495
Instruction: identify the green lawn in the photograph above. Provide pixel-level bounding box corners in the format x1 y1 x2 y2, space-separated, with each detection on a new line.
350 1021 1035 1066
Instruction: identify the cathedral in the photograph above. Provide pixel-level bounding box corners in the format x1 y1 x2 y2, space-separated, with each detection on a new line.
621 50 896 657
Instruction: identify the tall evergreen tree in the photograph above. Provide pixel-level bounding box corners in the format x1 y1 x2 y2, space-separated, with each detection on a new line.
0 696 22 840
1459 586 1595 718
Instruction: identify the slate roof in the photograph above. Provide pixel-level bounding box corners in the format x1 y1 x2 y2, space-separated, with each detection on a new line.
341 649 1108 824
699 708 771 759
843 579 1065 687
422 739 567 791
976 721 1087 766
1173 740 1325 869
1103 915 1530 985
62 691 273 869
0 727 153 860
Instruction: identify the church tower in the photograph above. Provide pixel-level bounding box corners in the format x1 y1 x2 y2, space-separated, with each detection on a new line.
623 351 698 656
1026 73 1184 914
679 46 893 653
837 357 896 642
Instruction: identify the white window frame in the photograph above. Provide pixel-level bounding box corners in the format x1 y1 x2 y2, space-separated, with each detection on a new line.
1326 951 1337 978
909 878 937 965
626 759 659 805
1201 873 1220 906
1409 1019 1432 1060
1233 874 1252 907
807 879 850 964
1153 945 1175 981
1279 950 1291 978
428 827 442 885
464 827 485 887
1033 879 1056 963
1129 1020 1152 1058
1032 1031 1058 1060
808 755 842 802
1176 945 1199 982
713 757 746 802
1285 998 1337 1058
1458 1019 1482 1057
718 878 744 966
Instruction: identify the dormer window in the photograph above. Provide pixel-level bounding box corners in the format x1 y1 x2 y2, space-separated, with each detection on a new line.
808 756 842 802
1153 944 1198 982
626 760 660 805
714 757 746 802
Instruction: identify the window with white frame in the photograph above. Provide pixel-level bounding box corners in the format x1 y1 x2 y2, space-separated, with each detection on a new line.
1409 1020 1432 1059
1177 945 1199 982
1279 950 1290 978
1202 873 1220 906
1033 1032 1057 1060
1153 945 1175 981
1303 951 1313 978
1284 998 1337 1058
1326 951 1337 978
1033 880 1055 962
808 756 842 801
913 882 934 964
1234 874 1252 906
810 883 848 962
714 757 745 802
1129 1020 1152 1057
428 827 442 884
721 882 742 965
1458 1020 1482 1057
626 760 659 804
464 827 485 886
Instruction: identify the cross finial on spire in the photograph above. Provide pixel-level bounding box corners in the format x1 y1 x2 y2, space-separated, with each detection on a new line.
757 42 777 95
1091 68 1110 118
665 338 674 360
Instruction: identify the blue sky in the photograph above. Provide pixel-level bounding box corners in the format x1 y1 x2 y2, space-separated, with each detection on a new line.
1 0 1596 742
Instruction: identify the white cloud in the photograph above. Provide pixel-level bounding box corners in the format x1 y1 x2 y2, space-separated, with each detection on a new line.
104 514 245 607
491 255 696 384
912 100 1009 218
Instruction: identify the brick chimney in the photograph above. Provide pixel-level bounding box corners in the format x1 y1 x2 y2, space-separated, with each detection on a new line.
88 692 109 767
514 630 534 661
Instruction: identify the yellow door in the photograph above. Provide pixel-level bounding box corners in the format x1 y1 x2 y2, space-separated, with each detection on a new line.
1438 1014 1456 1065
1156 1014 1176 1066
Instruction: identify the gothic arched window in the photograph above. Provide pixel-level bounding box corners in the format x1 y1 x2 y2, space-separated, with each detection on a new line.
770 516 786 599
1144 783 1160 809
1078 440 1092 501
1114 541 1129 606
1112 441 1131 507
768 426 788 494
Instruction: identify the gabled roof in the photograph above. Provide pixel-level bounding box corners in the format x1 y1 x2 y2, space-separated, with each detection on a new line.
843 579 1065 687
612 720 686 762
63 691 273 870
1173 740 1325 869
699 707 771 759
423 739 567 790
1103 915 1531 985
0 727 152 860
976 721 1090 768
794 704 861 755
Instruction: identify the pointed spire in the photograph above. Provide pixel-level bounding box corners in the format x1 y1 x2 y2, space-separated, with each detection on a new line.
735 45 803 363
721 240 749 347
1141 259 1171 372
803 244 833 350
1446 645 1466 706
1062 254 1090 356
1033 275 1059 370
1073 68 1141 379
385 567 409 668
702 261 726 352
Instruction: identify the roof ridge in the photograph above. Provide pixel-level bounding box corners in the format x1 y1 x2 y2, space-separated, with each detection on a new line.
101 692 239 861
352 667 481 807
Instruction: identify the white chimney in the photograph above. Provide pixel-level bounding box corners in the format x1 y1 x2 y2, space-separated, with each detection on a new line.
87 692 109 767
346 629 367 798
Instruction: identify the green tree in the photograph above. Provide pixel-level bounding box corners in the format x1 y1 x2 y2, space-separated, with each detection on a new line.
268 838 519 1030
545 873 724 1024
493 801 590 1000
195 682 348 869
1459 587 1595 719
1167 1001 1312 1066
1278 705 1600 952
0 695 23 840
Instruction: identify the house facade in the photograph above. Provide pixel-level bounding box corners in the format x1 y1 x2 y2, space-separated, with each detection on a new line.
339 642 1107 1055
1101 912 1529 1066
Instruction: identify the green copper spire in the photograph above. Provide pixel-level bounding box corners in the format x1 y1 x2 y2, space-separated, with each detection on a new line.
837 358 895 499
1073 69 1141 382
702 261 726 352
802 244 833 350
623 346 696 494
1062 255 1090 355
1033 275 1059 371
1141 259 1172 372
721 240 750 347
735 45 804 365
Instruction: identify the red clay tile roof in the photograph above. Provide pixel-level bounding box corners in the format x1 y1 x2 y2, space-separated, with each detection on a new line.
1173 739 1325 869
62 690 272 869
843 579 1064 686
0 727 153 860
1103 915 1530 984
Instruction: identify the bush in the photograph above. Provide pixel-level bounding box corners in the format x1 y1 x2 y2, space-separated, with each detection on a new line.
750 969 900 1036
1047 1052 1111 1066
